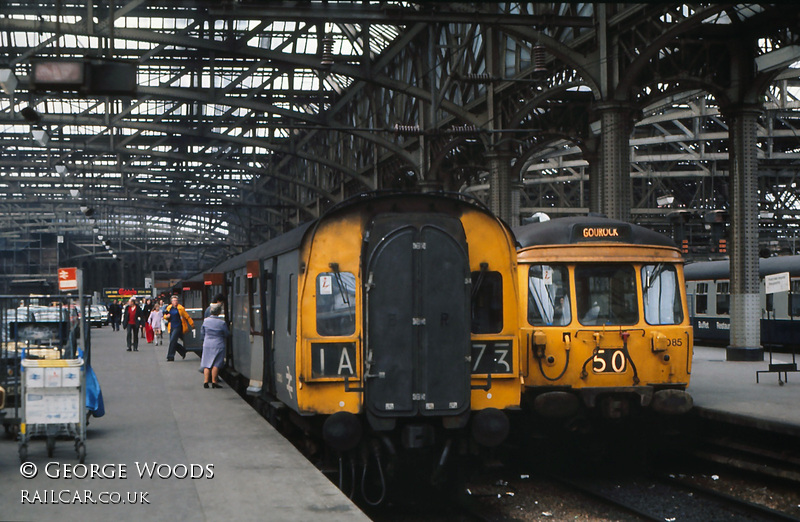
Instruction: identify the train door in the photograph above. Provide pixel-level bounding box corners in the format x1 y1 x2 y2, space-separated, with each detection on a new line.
230 267 253 379
364 215 471 420
261 258 277 397
272 250 300 410
245 260 264 391
181 281 204 352
201 272 225 353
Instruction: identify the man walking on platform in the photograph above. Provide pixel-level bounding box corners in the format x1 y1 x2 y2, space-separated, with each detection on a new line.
123 298 145 351
108 299 122 331
164 295 194 361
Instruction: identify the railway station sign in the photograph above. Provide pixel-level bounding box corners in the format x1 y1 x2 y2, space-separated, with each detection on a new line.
57 267 78 291
765 272 790 294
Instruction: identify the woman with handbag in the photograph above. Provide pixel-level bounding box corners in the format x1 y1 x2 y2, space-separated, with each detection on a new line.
147 304 164 345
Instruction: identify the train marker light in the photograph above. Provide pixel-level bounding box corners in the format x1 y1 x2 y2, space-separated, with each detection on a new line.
651 331 668 352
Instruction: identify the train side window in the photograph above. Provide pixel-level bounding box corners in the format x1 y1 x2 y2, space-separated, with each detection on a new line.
642 264 684 325
316 272 356 336
472 271 503 333
527 265 570 327
695 283 708 314
575 264 638 326
263 274 273 331
288 274 295 335
249 276 262 335
716 281 730 315
792 280 800 317
235 275 248 330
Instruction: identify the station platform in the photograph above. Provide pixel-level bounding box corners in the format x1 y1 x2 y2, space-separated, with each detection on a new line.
0 327 369 522
689 345 800 436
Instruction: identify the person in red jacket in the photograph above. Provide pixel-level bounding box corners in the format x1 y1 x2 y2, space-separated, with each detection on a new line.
122 297 145 352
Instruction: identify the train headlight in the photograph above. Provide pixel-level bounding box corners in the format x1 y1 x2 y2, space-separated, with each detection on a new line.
651 331 668 352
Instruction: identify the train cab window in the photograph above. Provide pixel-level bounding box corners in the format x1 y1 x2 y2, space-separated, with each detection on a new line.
695 283 709 314
471 270 503 333
641 264 684 325
316 271 356 336
716 281 730 315
527 265 570 326
575 264 638 326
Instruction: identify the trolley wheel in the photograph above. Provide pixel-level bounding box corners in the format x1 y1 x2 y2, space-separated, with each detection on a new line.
47 435 56 457
19 444 27 463
5 422 19 437
76 442 86 463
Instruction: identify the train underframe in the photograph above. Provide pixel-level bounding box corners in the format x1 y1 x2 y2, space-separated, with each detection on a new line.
223 368 510 506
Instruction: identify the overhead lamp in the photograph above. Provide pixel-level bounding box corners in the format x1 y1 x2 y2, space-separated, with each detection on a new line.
0 68 18 95
320 35 335 65
79 205 88 213
92 227 99 233
69 189 80 198
97 235 103 240
657 194 675 207
112 254 117 259
32 129 49 147
55 164 68 175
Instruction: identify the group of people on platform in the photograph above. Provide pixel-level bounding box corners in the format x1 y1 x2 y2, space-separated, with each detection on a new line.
106 293 228 388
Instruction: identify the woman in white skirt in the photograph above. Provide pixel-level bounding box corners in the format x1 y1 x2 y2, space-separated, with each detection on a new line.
147 302 164 345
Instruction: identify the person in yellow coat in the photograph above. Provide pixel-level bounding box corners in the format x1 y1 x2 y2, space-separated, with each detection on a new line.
164 295 195 361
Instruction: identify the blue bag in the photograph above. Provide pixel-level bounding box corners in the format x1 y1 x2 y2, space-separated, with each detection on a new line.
85 365 105 418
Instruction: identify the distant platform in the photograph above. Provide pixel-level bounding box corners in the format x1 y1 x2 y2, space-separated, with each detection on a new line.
0 327 369 522
689 345 800 436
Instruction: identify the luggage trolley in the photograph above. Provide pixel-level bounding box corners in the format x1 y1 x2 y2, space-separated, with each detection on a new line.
18 355 86 462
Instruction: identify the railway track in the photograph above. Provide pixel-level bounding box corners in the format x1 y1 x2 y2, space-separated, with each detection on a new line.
685 416 800 485
552 473 799 522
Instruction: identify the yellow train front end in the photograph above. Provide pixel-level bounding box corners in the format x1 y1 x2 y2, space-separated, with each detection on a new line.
293 193 520 455
516 218 693 421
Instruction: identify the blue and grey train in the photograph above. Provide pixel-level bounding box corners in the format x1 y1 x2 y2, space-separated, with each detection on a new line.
684 255 800 347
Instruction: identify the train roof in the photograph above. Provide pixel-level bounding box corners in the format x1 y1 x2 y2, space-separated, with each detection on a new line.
202 191 501 275
513 216 677 249
207 221 314 274
684 255 800 281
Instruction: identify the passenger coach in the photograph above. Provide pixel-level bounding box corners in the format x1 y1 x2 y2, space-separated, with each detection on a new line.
685 254 800 347
515 216 693 423
190 192 521 495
